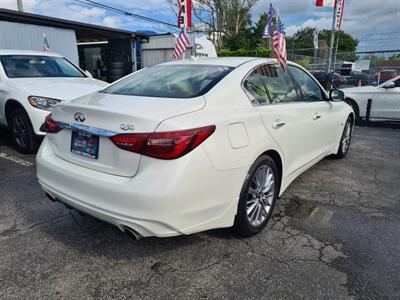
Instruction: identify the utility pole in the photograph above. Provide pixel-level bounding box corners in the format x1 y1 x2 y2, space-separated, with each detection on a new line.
327 5 337 73
17 0 24 12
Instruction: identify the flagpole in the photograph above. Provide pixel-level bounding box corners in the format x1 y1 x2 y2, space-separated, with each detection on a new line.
333 31 340 71
313 30 318 71
17 0 23 12
327 4 337 73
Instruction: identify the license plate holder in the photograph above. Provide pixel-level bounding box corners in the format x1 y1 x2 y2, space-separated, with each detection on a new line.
70 131 99 159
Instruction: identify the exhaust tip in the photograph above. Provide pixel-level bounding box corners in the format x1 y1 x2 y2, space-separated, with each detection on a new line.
124 227 142 240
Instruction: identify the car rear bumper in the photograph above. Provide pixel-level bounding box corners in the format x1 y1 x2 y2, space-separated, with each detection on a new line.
36 137 244 237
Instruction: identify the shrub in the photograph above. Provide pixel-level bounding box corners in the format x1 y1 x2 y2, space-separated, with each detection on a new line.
218 47 272 58
295 58 311 69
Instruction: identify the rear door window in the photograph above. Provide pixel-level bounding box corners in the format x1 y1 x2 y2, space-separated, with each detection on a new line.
242 70 269 105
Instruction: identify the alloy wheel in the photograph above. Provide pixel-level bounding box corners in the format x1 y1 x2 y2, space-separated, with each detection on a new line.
342 120 351 153
12 115 28 148
246 165 275 227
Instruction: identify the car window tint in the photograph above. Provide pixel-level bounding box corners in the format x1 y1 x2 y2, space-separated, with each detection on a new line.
258 64 299 104
394 78 400 87
0 56 85 78
243 70 269 105
103 64 233 98
289 66 324 102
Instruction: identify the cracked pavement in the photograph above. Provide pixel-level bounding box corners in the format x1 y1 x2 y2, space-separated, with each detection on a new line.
0 126 399 299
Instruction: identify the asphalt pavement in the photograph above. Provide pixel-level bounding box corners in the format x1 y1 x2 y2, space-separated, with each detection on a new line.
0 126 399 299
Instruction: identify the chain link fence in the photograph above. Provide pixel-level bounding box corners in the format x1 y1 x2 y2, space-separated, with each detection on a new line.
289 50 400 128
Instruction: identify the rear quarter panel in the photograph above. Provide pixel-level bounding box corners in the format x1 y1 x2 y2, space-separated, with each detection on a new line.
156 59 283 172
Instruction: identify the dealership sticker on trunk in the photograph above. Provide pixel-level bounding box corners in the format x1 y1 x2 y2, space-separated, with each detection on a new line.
70 131 99 159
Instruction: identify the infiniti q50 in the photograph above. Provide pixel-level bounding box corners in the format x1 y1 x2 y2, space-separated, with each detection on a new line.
36 57 354 239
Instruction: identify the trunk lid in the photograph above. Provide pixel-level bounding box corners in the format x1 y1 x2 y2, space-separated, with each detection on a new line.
48 92 205 177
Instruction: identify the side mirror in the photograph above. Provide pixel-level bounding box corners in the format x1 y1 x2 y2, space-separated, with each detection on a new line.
330 89 344 102
382 81 395 89
84 70 93 78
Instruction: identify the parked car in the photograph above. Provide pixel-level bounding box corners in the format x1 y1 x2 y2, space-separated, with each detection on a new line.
342 75 400 120
36 58 354 239
376 69 398 83
311 71 346 89
345 72 376 87
311 70 329 86
0 50 108 153
332 72 347 86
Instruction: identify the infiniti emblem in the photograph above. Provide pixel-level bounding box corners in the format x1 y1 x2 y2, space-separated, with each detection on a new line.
74 112 86 122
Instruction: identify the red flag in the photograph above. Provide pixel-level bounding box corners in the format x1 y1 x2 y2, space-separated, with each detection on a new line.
316 0 335 7
178 0 192 29
335 0 345 30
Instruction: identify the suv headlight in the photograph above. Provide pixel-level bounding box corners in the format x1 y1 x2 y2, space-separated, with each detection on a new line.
28 96 61 111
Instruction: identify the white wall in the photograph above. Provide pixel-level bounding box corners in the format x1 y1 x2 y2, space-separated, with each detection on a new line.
0 21 79 65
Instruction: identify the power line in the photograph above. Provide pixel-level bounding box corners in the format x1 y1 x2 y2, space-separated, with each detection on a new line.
72 0 179 30
359 38 400 43
352 31 400 37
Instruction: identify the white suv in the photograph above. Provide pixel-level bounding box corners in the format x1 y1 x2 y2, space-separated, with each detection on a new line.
0 50 108 153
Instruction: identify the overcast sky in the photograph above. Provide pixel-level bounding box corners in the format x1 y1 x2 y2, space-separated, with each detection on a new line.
1 0 399 52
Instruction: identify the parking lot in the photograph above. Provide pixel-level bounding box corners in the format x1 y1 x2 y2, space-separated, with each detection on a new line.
0 126 399 299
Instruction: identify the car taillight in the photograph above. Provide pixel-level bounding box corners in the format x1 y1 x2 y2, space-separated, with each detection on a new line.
40 114 61 133
110 125 216 159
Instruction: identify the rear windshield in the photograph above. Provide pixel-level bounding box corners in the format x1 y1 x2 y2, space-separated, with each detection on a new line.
0 55 85 78
103 64 234 98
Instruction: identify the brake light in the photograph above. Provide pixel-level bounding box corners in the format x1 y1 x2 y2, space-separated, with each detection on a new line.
40 114 61 133
110 125 216 159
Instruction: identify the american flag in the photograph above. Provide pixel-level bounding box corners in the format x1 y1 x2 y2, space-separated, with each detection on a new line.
273 17 287 70
43 34 51 52
172 27 190 60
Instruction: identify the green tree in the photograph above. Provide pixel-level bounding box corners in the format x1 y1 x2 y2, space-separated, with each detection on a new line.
221 12 268 50
287 27 359 61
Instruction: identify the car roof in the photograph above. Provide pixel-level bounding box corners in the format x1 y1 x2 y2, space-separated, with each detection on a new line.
160 57 275 68
0 49 63 57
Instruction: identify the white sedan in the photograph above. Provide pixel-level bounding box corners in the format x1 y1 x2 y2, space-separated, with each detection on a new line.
0 50 108 153
36 58 354 239
342 76 400 120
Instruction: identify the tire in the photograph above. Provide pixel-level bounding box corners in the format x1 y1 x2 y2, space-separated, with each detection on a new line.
107 62 131 69
107 68 130 77
335 116 353 159
107 75 124 83
9 108 39 154
234 155 280 237
345 99 360 121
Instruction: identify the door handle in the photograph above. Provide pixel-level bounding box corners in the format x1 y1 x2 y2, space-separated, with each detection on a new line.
313 113 322 120
272 120 286 129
